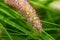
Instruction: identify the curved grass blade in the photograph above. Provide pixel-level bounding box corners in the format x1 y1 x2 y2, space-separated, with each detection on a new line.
40 31 55 40
0 23 13 40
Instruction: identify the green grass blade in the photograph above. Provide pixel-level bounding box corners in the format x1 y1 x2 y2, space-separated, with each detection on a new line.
0 23 13 40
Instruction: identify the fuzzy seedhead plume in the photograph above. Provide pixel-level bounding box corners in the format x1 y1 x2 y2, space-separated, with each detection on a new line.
4 0 43 31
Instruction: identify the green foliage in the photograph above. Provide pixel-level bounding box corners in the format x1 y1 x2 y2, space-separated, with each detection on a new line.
0 0 60 40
